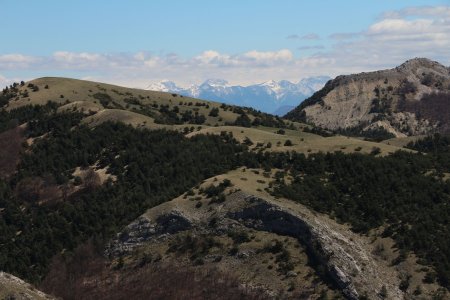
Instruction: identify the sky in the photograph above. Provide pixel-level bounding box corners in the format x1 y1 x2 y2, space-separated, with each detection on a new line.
1 0 450 88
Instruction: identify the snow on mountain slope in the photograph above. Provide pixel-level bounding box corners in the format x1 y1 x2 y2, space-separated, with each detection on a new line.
146 76 330 114
145 80 181 93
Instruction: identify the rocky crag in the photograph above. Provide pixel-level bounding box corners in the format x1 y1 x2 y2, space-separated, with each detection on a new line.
286 58 450 137
107 170 408 299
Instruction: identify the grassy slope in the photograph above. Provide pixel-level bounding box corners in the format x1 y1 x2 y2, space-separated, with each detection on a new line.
3 77 411 155
7 77 241 127
381 135 426 148
188 125 409 155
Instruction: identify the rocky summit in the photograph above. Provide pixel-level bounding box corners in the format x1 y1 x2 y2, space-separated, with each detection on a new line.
285 58 450 137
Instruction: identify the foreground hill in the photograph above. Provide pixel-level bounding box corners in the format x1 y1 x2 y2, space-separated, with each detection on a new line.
285 58 450 138
39 156 450 299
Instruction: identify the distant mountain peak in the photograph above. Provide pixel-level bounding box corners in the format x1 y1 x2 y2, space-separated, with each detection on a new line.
146 76 330 114
260 79 279 87
201 79 230 87
145 80 179 92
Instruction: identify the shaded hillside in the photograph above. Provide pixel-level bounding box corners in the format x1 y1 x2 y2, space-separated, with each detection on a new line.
285 58 450 138
0 126 25 178
0 104 246 282
40 241 269 300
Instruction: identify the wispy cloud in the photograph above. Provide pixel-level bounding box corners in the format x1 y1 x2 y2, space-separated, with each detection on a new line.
301 33 320 40
329 32 361 40
1 6 449 87
298 45 325 50
286 34 300 39
287 33 320 40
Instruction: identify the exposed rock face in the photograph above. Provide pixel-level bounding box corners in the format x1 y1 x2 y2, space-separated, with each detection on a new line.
227 197 403 300
285 58 450 137
108 190 404 299
107 212 192 256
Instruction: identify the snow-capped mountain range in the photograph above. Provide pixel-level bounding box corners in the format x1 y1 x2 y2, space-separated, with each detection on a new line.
146 76 330 115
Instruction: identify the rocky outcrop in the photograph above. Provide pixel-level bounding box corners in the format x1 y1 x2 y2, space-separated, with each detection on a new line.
107 212 192 256
285 58 450 137
108 189 404 299
227 197 403 299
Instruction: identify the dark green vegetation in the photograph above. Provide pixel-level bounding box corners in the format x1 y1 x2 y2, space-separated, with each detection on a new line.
302 126 334 138
336 124 396 142
262 147 450 288
154 104 207 125
0 102 63 133
1 94 450 293
0 103 245 282
406 133 450 154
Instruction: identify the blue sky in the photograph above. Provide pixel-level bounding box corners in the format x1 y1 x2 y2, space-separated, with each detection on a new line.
1 0 450 87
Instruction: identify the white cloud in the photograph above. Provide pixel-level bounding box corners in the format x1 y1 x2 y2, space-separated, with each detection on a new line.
382 5 450 19
190 49 293 68
194 50 235 66
242 49 293 65
368 18 434 35
0 5 449 87
53 51 103 62
314 5 450 74
0 54 38 70
0 54 36 63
